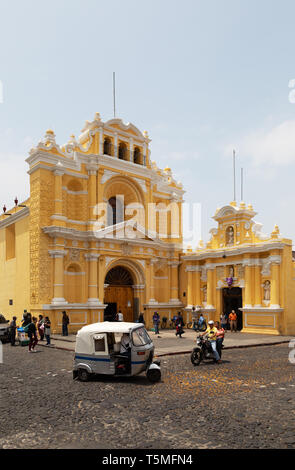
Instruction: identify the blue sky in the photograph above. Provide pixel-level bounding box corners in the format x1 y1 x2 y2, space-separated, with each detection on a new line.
1 0 295 245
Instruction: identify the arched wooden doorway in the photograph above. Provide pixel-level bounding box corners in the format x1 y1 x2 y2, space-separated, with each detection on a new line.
104 266 134 322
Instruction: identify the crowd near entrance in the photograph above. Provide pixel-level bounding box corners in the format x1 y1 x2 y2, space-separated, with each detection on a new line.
222 287 243 330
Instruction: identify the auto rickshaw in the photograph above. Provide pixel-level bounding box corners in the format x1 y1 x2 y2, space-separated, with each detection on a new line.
73 321 161 383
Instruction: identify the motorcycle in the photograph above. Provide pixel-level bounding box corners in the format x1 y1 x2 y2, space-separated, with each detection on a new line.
191 335 217 366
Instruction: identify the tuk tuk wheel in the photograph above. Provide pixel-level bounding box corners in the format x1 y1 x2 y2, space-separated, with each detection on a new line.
78 368 89 382
147 368 161 383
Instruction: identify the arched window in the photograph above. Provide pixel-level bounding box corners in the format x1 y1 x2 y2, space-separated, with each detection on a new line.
118 142 127 160
133 147 141 165
107 196 124 226
103 137 112 156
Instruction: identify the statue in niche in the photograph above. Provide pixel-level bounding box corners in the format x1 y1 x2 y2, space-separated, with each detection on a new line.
226 226 234 246
203 286 207 302
229 266 234 277
263 280 271 301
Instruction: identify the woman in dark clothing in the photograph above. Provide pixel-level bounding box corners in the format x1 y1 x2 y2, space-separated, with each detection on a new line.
62 311 69 336
175 312 185 338
28 317 38 352
9 316 17 346
138 313 145 325
44 317 51 345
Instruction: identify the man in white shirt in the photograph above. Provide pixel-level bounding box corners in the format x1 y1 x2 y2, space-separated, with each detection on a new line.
117 310 124 322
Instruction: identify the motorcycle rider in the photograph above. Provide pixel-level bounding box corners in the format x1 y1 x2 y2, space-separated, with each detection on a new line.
200 320 221 364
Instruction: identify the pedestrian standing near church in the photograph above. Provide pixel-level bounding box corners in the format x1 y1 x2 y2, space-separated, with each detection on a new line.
37 315 45 341
28 317 38 353
175 312 185 338
138 313 145 325
229 310 237 332
153 312 160 334
220 313 227 330
44 316 51 345
62 311 69 336
117 310 124 322
9 316 17 346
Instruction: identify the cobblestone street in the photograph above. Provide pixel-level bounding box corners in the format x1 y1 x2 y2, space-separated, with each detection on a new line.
0 343 294 449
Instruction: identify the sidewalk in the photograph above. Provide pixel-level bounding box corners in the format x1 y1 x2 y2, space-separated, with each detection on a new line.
46 329 293 357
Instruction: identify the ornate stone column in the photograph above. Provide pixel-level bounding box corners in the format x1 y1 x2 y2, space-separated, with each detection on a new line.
86 163 98 228
270 253 281 308
53 165 65 226
254 261 262 307
206 264 214 309
243 256 252 307
99 128 104 155
148 259 157 303
169 261 180 303
98 255 105 304
49 249 67 305
143 142 147 166
114 132 118 158
195 266 201 306
133 284 145 318
185 265 194 308
85 253 100 306
129 137 133 162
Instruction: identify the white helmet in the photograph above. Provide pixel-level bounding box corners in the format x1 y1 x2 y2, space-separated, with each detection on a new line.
208 320 214 325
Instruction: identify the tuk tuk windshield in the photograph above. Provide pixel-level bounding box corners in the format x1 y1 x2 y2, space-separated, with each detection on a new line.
132 327 152 347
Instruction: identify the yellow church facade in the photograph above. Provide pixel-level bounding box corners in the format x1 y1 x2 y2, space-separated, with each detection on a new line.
0 113 185 332
0 112 295 335
181 201 295 335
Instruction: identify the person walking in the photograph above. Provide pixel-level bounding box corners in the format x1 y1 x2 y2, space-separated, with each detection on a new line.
152 311 160 335
44 316 51 345
9 316 17 346
28 317 38 353
37 315 45 341
229 310 238 332
215 321 225 359
175 312 185 338
201 320 221 364
62 311 69 336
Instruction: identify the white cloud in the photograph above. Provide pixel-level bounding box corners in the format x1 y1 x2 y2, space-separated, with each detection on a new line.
225 120 295 166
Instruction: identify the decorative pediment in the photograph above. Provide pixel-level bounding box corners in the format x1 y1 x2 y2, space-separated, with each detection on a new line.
104 118 146 140
92 220 161 243
213 205 237 220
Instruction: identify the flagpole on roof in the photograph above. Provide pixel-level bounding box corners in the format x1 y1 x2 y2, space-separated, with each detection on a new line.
233 149 236 201
113 72 116 118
